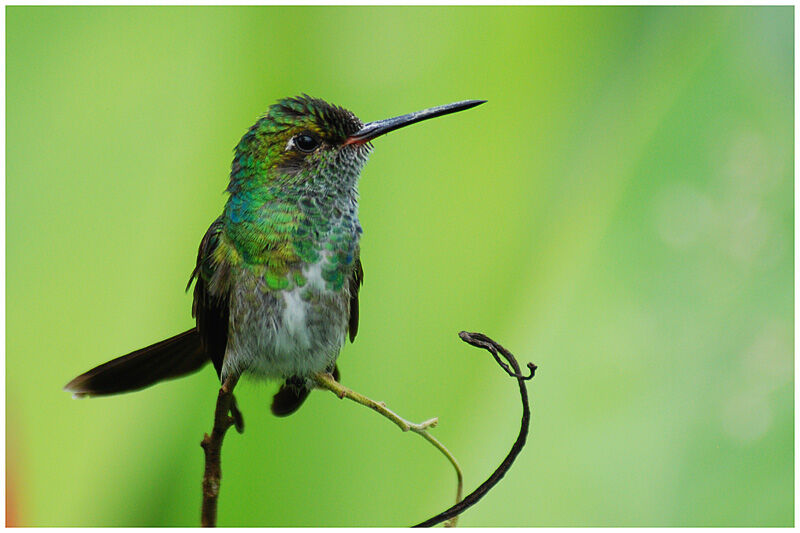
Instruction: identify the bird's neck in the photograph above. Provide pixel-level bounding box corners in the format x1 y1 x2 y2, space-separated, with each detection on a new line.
222 170 361 278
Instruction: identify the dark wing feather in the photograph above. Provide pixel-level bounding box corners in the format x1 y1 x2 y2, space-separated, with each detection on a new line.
348 256 363 343
188 218 230 378
64 219 230 397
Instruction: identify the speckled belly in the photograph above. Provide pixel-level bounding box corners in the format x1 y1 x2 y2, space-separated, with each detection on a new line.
221 267 349 381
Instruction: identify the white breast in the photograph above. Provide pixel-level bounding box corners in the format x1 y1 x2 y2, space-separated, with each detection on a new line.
223 255 348 381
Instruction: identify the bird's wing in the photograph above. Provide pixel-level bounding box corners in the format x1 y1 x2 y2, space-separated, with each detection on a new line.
348 254 364 343
188 217 230 378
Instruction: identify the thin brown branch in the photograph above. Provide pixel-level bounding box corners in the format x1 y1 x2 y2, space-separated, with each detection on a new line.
413 331 536 527
200 374 242 527
197 330 533 527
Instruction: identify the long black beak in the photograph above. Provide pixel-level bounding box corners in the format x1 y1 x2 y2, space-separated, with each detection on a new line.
346 99 487 144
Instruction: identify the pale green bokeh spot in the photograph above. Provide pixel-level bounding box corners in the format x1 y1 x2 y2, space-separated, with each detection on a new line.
7 6 792 526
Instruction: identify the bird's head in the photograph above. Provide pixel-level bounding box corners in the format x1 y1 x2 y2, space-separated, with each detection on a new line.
229 95 486 192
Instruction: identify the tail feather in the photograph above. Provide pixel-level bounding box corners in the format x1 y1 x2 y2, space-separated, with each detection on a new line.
64 329 209 398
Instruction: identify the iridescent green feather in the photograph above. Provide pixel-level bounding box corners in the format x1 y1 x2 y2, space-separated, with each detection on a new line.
218 96 366 293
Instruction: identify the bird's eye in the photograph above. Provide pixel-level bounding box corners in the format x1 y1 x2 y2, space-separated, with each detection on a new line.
293 133 319 153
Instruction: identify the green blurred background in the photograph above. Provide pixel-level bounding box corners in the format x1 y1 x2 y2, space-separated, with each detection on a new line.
6 6 793 527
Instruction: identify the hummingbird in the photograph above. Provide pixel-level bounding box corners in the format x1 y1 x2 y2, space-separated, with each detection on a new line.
65 95 485 416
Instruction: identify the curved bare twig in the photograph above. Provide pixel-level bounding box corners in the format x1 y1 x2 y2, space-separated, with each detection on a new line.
413 331 536 527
